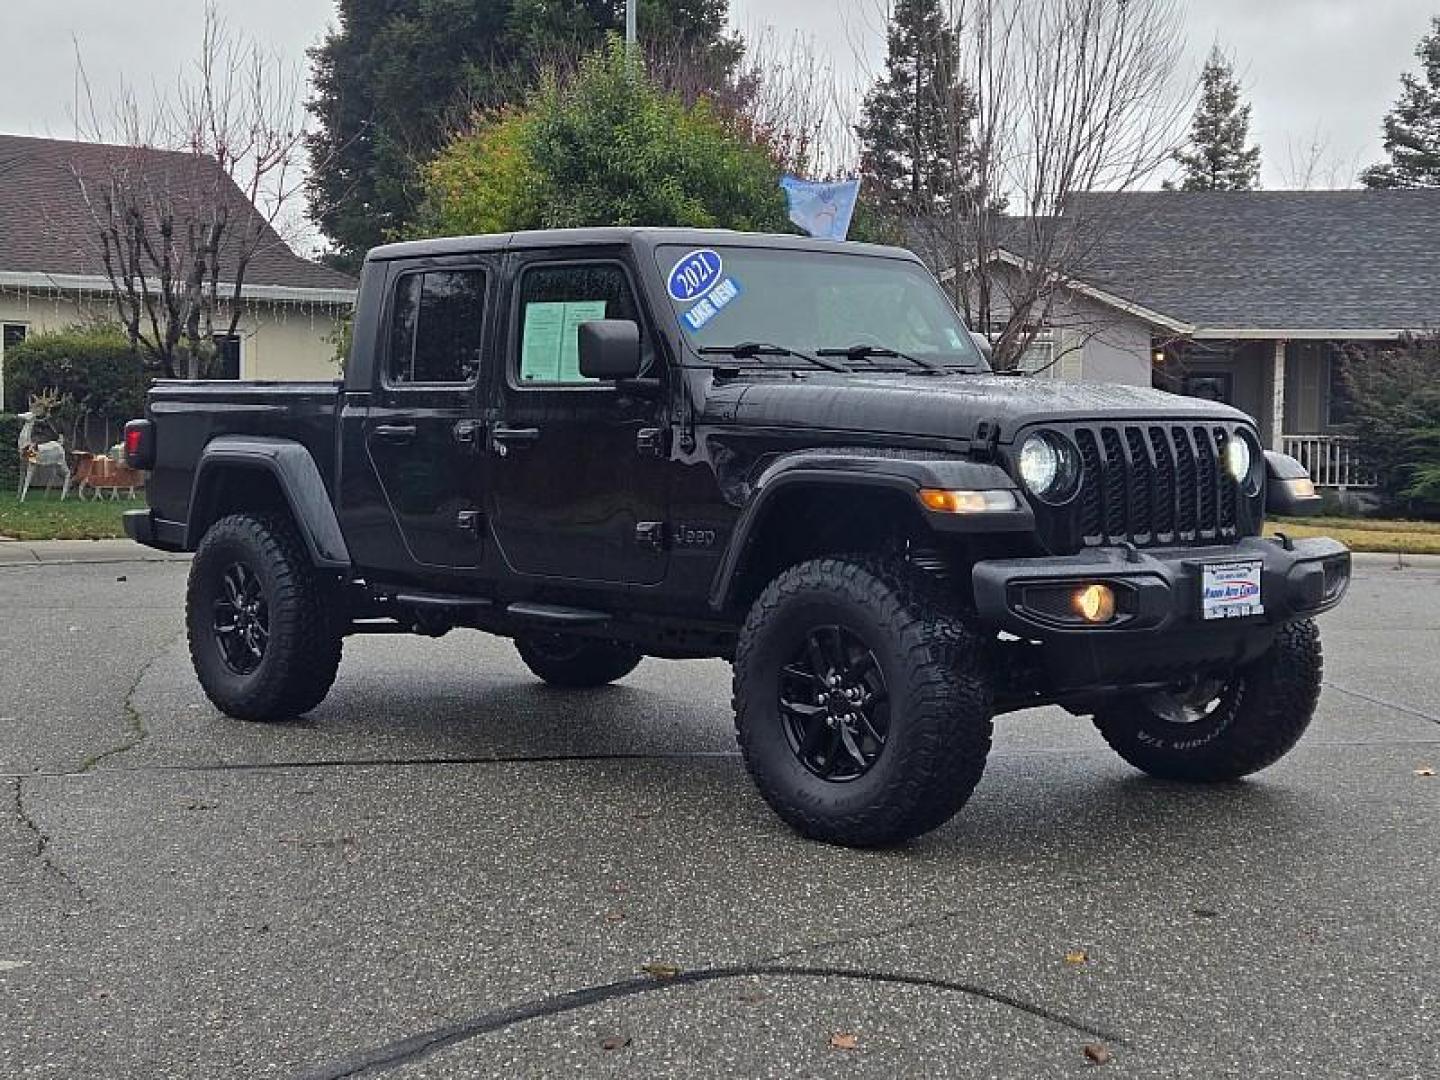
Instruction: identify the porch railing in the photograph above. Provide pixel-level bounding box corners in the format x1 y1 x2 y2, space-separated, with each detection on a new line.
1281 434 1376 489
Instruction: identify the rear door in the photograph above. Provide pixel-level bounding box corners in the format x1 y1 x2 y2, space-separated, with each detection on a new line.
364 261 492 570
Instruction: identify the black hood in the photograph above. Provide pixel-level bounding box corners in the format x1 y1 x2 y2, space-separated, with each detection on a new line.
699 372 1250 443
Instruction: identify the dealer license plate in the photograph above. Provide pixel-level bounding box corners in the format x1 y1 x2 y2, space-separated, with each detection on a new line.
1201 561 1264 620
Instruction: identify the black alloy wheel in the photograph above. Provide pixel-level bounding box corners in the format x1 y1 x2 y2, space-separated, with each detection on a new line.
212 562 269 675
779 625 890 782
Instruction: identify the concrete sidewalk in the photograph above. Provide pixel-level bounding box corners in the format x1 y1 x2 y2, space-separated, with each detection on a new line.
1 537 1437 569
0 538 191 565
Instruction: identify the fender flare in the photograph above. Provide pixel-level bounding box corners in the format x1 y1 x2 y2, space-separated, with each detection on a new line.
707 450 1028 612
188 436 351 569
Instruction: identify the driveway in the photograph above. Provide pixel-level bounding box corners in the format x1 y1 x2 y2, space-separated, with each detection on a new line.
1 554 1436 1078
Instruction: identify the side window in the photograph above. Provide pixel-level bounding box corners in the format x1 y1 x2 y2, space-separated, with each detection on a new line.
387 269 488 385
517 263 641 386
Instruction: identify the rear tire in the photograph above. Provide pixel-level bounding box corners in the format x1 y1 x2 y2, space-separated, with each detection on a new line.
514 634 643 688
733 556 993 848
1093 619 1322 781
187 513 342 722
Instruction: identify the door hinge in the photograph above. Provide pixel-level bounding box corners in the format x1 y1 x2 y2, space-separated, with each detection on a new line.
635 521 667 550
456 510 484 536
636 427 669 458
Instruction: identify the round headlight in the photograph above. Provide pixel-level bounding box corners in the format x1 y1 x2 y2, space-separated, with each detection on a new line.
1019 434 1059 494
1018 432 1080 502
1224 436 1253 484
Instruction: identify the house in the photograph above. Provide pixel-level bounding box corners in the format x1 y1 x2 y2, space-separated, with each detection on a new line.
0 134 356 412
938 190 1440 489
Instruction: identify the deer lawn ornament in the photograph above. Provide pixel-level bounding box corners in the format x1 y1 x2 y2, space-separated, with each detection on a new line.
16 389 72 502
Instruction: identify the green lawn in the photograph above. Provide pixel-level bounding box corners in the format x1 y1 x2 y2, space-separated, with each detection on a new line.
0 490 146 540
1269 517 1440 555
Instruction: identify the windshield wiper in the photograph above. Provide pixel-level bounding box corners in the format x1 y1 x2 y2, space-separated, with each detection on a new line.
698 342 850 374
816 344 947 375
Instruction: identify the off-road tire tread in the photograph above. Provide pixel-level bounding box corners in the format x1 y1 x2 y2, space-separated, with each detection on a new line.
515 637 643 688
187 513 342 722
1093 618 1322 781
733 555 993 847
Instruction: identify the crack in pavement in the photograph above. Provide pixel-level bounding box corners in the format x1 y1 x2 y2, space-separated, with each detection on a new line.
1324 681 1440 728
77 635 179 773
297 964 1126 1079
9 776 89 902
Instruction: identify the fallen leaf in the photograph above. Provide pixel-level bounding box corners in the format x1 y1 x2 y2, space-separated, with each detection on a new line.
1415 766 1435 777
1064 950 1089 965
736 990 766 1004
641 962 680 979
600 1035 631 1052
1083 1043 1112 1066
830 1033 859 1051
604 910 626 923
1192 907 1220 919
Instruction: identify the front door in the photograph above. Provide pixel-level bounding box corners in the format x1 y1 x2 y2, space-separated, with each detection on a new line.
365 263 491 570
487 256 669 585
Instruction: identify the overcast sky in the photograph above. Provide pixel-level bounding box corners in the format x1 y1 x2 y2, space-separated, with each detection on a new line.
2 0 1436 191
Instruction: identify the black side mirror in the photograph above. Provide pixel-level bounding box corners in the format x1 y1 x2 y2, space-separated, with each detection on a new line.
578 320 642 380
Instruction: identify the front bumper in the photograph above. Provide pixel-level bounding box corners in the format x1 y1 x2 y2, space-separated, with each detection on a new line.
974 535 1350 639
973 535 1349 692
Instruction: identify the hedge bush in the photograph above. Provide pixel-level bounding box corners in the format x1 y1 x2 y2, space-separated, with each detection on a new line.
2 327 151 431
0 413 20 489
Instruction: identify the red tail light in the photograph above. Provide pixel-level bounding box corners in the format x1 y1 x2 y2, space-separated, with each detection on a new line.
123 420 154 470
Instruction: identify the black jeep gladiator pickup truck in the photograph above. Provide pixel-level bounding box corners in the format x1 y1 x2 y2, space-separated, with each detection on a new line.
124 228 1350 847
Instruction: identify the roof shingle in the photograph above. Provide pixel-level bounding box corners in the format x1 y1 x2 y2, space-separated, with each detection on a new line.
0 133 355 293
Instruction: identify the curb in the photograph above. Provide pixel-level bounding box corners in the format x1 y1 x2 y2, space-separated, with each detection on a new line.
1349 550 1440 570
0 539 191 566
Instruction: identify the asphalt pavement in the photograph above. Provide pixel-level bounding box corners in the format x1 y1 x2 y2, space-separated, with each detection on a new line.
0 551 1436 1078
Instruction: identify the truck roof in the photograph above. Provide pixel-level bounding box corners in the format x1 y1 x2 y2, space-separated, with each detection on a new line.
366 227 922 265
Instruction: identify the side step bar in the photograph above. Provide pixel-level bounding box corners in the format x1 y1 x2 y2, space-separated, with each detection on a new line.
503 602 612 627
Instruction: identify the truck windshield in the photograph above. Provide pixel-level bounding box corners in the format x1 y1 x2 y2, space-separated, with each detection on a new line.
655 244 988 372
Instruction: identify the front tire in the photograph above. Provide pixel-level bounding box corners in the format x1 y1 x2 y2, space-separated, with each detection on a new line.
733 556 993 848
514 634 643 688
1093 619 1322 781
187 513 342 722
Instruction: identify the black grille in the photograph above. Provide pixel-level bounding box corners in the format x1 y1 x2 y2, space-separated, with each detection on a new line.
1069 424 1247 547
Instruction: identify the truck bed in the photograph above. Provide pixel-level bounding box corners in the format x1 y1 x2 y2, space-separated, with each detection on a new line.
145 380 344 532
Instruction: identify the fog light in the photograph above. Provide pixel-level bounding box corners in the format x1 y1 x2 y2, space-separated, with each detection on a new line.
1072 584 1117 623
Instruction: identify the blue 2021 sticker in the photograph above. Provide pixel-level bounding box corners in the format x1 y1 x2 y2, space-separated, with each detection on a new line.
667 249 724 303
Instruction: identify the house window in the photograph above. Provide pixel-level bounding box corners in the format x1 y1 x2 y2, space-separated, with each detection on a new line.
1016 332 1055 376
1326 350 1354 428
1 323 28 411
213 334 242 380
1182 372 1234 405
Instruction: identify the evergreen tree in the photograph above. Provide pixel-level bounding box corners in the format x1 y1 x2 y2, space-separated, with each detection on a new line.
855 0 977 223
305 0 737 268
1168 47 1262 191
1362 16 1440 189
420 40 788 237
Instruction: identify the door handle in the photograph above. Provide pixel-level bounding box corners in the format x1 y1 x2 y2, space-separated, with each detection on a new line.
373 424 417 444
491 426 540 457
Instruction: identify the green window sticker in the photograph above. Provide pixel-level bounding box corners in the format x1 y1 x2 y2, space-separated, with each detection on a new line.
520 300 608 383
